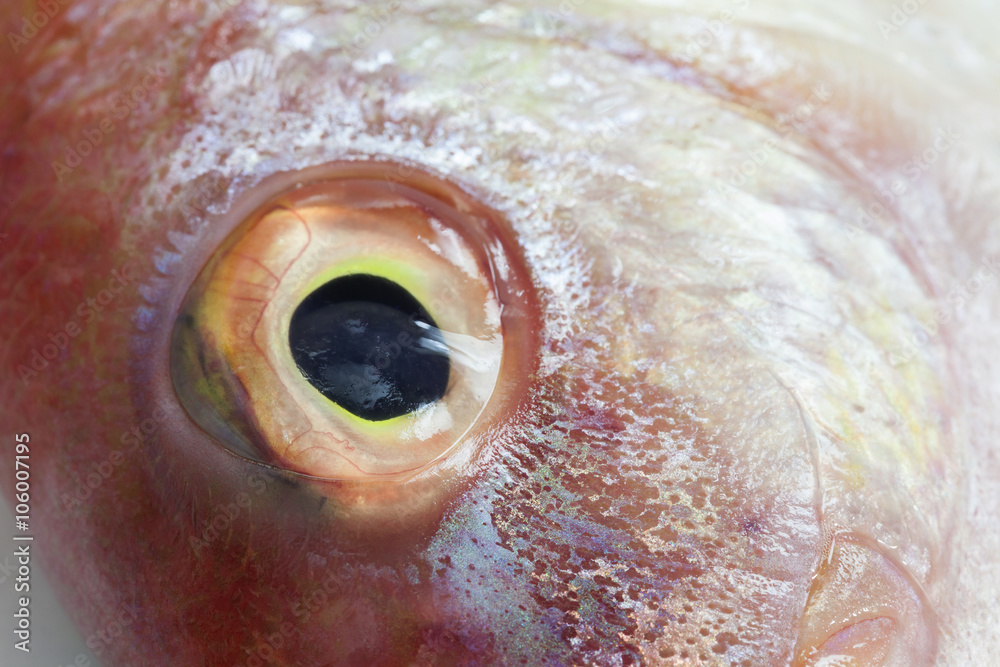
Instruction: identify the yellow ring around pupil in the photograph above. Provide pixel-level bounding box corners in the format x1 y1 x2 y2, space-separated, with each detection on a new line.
291 260 452 432
298 257 438 326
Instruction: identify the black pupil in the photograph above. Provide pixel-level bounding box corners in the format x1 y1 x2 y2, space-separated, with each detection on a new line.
288 274 450 421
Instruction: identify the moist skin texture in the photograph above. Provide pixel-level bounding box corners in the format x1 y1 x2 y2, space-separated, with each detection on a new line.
1 1 999 665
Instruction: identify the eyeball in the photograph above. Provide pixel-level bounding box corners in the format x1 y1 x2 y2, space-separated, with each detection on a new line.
170 163 538 496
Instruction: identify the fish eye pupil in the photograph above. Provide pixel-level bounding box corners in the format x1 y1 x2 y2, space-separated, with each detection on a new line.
288 274 450 421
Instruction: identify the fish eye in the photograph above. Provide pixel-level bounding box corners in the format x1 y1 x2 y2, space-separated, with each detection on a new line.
169 163 538 491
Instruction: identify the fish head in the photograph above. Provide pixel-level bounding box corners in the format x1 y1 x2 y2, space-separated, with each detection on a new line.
2 0 998 665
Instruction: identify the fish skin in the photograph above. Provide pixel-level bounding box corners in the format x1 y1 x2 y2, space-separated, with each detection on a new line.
0 0 998 665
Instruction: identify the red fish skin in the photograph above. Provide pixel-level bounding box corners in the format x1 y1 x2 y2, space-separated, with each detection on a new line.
2 1 999 666
0 10 818 663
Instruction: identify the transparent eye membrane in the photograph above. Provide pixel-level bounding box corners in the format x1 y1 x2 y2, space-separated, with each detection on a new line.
171 163 539 486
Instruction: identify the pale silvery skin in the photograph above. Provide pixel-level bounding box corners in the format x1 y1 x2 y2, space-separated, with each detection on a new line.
0 0 998 665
